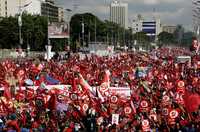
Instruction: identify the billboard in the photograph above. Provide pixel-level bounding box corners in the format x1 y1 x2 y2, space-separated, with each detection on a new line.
48 22 69 38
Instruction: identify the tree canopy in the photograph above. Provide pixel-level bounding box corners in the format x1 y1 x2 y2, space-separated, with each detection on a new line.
158 31 175 44
70 13 134 46
158 25 195 48
0 14 48 51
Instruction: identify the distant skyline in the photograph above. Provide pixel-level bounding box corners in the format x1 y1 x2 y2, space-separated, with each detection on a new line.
56 0 193 31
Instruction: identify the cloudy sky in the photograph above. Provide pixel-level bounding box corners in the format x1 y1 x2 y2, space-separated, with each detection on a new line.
56 0 193 30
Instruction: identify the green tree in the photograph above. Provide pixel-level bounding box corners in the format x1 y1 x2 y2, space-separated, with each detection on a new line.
174 24 184 44
0 14 48 51
70 13 133 47
181 32 194 47
0 16 18 48
133 32 150 44
51 38 66 51
158 31 175 44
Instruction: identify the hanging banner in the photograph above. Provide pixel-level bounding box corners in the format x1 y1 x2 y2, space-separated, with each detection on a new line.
48 22 69 38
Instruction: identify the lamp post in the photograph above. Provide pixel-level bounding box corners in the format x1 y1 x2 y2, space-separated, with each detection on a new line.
18 1 32 48
82 21 85 46
65 9 72 46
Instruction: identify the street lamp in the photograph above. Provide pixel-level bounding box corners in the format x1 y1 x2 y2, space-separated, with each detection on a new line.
82 21 85 46
65 9 72 46
18 1 32 48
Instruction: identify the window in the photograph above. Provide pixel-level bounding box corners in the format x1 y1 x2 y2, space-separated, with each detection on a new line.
5 0 7 11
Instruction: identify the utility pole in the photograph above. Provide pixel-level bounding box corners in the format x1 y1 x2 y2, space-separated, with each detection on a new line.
18 0 22 48
65 9 72 46
95 17 97 44
18 0 32 49
88 31 91 45
45 1 52 61
123 28 125 46
107 33 109 45
82 20 84 46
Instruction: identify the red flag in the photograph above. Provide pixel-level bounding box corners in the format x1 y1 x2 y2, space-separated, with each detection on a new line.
78 73 95 97
26 88 35 100
101 70 110 86
96 87 105 103
48 94 57 111
99 70 110 97
15 91 25 102
72 78 78 92
184 91 200 113
3 84 11 100
130 100 137 114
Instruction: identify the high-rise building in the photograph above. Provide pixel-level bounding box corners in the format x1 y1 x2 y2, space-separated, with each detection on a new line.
0 0 59 22
110 0 128 29
41 1 59 22
132 16 162 41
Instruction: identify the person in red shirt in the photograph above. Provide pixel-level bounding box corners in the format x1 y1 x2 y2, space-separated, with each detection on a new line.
5 114 20 132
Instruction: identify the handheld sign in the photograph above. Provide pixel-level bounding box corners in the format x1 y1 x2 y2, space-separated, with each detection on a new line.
176 56 191 64
112 114 119 125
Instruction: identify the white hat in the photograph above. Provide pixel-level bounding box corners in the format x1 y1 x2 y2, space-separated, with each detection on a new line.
0 119 3 123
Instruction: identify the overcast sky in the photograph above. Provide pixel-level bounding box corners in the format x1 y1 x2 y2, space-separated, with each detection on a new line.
56 0 193 31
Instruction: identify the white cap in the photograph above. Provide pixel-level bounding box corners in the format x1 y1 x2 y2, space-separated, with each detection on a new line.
0 119 3 123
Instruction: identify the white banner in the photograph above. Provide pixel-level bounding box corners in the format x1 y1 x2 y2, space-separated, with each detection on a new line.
0 85 71 91
0 85 131 97
112 114 119 125
110 87 131 97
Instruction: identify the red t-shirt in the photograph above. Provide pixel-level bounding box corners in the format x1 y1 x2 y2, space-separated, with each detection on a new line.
6 120 20 132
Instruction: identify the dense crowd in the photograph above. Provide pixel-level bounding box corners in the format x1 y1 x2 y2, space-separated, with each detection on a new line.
0 47 200 132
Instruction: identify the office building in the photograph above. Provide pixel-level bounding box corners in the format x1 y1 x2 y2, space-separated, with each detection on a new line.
110 0 128 29
41 1 59 22
0 0 59 22
132 17 162 41
162 25 176 34
0 0 44 17
0 0 20 17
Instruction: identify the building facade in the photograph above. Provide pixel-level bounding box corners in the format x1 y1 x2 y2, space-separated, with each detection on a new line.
41 1 58 22
0 0 19 17
0 0 59 22
162 25 176 34
132 17 162 41
58 7 64 22
110 0 128 29
0 0 43 17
